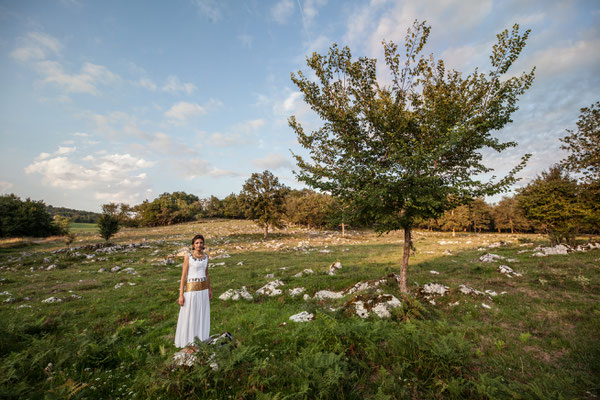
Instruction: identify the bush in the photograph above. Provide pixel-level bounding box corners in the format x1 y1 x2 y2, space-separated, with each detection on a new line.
97 214 120 241
0 194 60 238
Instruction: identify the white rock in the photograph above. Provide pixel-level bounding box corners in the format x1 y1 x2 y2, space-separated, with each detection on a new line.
172 350 197 367
265 273 274 278
303 294 311 301
128 282 136 286
371 295 401 318
328 261 343 275
459 284 484 296
98 267 107 272
450 301 460 306
111 266 121 272
122 267 137 274
289 287 306 297
443 249 452 255
532 244 571 256
237 261 244 266
479 253 504 263
484 290 498 297
70 294 83 299
422 283 449 296
4 297 15 303
429 270 440 275
289 311 314 322
114 283 124 289
345 278 386 295
481 303 491 309
0 291 11 296
46 264 57 271
16 304 32 309
219 286 253 301
42 296 62 303
498 265 522 277
314 290 344 300
488 241 511 248
256 280 284 296
354 301 369 318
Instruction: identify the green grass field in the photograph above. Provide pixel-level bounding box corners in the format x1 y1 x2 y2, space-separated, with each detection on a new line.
0 220 598 399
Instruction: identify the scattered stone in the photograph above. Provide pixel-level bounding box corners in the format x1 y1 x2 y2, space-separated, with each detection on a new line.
443 249 452 256
0 291 11 296
289 287 306 297
488 241 511 248
237 261 244 266
128 282 136 286
314 290 344 300
485 290 498 297
459 284 484 296
4 297 16 303
208 262 226 268
172 350 197 367
122 267 137 274
498 265 522 278
111 266 121 272
481 303 491 310
42 297 62 303
429 270 440 275
46 264 57 271
421 283 449 297
532 244 573 257
576 243 600 252
439 240 459 245
256 280 284 296
162 258 176 265
450 301 460 306
293 268 315 277
219 286 253 301
16 304 32 309
479 253 504 263
303 294 311 301
319 249 332 253
265 273 275 278
98 267 107 273
347 293 401 318
328 261 343 276
344 278 387 295
114 283 125 289
212 253 231 259
43 257 51 263
505 258 519 262
289 311 314 322
70 294 83 300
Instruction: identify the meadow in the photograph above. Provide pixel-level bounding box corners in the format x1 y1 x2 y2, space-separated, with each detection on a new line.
0 219 598 399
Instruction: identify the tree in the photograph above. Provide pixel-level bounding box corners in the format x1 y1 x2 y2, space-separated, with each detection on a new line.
97 213 120 242
491 196 530 233
441 205 470 236
240 171 289 238
469 198 493 232
0 194 60 238
222 193 245 219
517 165 586 245
285 189 334 229
560 101 600 235
560 101 600 183
289 21 534 292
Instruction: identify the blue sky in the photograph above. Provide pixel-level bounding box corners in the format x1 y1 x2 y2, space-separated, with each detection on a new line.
1 0 599 212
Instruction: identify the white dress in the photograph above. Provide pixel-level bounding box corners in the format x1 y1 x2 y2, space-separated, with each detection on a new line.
174 253 210 348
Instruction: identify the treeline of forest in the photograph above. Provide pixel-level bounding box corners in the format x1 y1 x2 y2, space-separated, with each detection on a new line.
1 163 597 241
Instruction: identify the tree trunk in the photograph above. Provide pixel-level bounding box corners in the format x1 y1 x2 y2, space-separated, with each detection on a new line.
498 227 501 233
264 224 268 239
341 223 346 237
399 227 411 293
509 217 514 234
452 228 455 237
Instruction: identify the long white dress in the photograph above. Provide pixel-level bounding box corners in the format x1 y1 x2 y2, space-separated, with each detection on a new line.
174 253 210 348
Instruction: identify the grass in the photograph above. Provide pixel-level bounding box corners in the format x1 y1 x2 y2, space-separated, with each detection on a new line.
0 219 598 399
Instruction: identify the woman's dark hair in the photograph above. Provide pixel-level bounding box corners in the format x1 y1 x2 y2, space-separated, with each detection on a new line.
191 234 205 245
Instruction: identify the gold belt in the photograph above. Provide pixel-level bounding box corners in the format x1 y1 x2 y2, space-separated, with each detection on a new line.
185 281 209 292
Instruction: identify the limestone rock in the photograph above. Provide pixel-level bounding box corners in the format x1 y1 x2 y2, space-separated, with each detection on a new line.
328 261 342 275
498 265 522 277
313 290 344 300
111 266 121 272
289 311 314 322
42 296 62 303
288 287 306 297
479 253 505 263
256 280 284 296
219 286 253 301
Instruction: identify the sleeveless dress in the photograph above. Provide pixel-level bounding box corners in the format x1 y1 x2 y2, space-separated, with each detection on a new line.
174 253 210 348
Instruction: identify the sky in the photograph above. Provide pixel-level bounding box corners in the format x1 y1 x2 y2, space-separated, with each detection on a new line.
1 0 599 212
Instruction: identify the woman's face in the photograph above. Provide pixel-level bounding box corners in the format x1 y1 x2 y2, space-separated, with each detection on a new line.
193 238 205 251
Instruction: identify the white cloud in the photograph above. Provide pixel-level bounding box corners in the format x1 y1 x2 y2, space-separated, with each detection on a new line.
252 153 293 170
208 132 245 147
161 76 196 94
137 78 157 91
164 101 207 123
35 61 120 95
303 0 327 25
0 181 14 194
72 132 90 137
24 153 154 204
192 0 222 22
11 32 62 62
175 158 239 179
271 0 295 24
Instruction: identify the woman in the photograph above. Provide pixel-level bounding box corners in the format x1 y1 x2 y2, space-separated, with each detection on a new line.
174 234 212 353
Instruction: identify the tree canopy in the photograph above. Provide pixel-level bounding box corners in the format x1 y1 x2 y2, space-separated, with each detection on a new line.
289 21 534 291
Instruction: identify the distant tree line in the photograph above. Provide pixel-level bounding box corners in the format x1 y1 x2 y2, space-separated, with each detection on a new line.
46 205 101 223
0 194 66 238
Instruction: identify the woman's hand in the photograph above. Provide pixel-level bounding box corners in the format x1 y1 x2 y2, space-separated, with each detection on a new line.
178 294 185 306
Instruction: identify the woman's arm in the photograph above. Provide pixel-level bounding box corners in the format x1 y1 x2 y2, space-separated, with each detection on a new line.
206 255 212 300
178 254 189 306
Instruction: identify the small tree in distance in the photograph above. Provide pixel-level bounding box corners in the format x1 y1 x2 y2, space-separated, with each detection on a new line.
98 214 120 242
240 171 289 239
289 21 535 292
